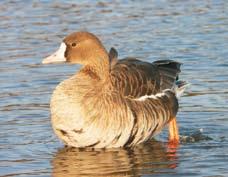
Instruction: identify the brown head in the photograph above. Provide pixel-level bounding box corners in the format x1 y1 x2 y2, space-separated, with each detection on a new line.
42 32 109 70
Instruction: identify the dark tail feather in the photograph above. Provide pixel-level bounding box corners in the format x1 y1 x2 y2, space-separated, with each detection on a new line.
153 60 182 90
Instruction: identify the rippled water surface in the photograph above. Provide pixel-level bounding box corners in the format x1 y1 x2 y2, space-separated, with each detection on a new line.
0 0 228 176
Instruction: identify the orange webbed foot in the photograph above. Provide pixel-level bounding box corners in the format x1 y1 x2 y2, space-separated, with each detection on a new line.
168 117 180 147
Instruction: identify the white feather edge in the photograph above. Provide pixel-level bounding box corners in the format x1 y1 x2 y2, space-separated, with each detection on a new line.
134 92 166 101
174 82 191 98
134 82 190 101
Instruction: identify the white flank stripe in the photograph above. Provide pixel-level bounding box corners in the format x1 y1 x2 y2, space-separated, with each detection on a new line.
134 92 165 101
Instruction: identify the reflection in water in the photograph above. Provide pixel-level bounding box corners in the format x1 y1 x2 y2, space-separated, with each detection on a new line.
52 140 178 177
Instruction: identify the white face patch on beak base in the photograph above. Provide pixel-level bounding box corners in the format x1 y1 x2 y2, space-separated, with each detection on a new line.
42 43 67 64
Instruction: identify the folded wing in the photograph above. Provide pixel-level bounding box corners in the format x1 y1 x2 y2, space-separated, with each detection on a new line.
110 57 181 99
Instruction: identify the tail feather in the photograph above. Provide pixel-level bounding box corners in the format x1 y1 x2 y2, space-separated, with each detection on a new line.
153 60 181 90
153 60 189 98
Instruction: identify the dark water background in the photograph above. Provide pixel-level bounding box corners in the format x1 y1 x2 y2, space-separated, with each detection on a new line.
0 0 228 176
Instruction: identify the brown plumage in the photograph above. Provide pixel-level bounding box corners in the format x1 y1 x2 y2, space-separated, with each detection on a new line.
42 31 186 148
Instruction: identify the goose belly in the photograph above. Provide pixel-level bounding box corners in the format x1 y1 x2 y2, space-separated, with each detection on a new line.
50 84 135 148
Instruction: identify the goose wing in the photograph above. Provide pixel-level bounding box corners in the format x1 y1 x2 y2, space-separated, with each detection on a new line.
110 56 181 99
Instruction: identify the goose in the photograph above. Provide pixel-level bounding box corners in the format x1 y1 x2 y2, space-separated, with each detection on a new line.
42 31 187 148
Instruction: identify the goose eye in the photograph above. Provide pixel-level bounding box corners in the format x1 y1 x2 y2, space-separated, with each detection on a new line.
71 43 77 47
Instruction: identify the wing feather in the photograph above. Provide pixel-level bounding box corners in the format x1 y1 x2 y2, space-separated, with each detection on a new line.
111 58 161 99
111 58 181 99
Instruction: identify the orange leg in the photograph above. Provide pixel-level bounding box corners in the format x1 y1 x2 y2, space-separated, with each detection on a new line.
167 118 179 169
168 117 179 144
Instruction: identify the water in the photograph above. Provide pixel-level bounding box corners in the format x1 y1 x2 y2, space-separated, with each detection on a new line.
0 0 227 176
